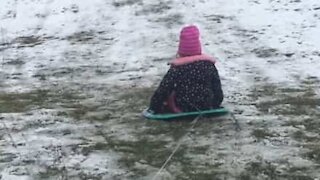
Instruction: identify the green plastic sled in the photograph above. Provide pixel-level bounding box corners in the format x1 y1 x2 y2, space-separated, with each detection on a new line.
142 107 229 120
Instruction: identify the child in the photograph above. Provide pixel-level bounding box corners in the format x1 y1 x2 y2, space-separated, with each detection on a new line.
149 25 223 114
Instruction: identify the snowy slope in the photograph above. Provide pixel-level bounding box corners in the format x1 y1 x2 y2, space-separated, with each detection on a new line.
1 0 320 179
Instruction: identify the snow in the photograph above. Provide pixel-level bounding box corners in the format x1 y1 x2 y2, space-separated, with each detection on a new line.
1 0 320 179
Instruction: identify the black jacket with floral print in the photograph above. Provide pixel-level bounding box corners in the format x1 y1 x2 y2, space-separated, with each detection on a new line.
149 56 223 113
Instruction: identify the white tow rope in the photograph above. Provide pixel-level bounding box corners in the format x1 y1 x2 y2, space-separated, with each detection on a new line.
151 114 202 180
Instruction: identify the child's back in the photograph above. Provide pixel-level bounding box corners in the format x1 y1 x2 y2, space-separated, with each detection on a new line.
149 25 223 114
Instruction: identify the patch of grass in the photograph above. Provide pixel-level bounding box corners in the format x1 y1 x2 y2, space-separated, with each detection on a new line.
254 88 319 115
277 165 314 180
114 139 172 168
292 130 306 140
66 31 95 44
14 35 44 48
36 166 67 180
303 119 320 133
304 146 320 163
194 118 227 135
239 170 314 180
251 47 279 58
0 90 49 113
301 76 320 85
248 83 277 102
64 104 98 120
141 120 191 141
80 142 109 156
258 95 319 110
81 124 217 179
0 89 84 113
116 87 154 113
205 14 234 23
187 145 210 154
0 153 17 163
51 67 75 77
47 86 154 121
176 161 227 180
251 128 274 141
177 172 227 180
135 1 172 15
291 130 318 142
112 0 142 7
283 117 320 137
36 165 102 180
241 161 278 179
279 87 306 93
81 129 175 168
282 175 314 180
32 73 46 80
287 166 309 173
77 172 102 180
248 76 319 117
239 173 252 180
153 13 184 28
4 59 25 65
35 66 102 79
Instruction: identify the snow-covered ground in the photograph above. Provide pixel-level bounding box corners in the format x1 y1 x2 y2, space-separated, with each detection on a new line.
1 0 320 179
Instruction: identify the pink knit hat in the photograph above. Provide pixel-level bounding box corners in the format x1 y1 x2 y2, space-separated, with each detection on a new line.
178 25 202 57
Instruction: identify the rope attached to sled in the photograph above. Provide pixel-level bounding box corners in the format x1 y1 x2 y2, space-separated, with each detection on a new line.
230 112 241 131
151 97 241 179
151 114 202 180
151 98 203 180
151 115 201 180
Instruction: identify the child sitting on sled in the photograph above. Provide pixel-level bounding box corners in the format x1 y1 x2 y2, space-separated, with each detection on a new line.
148 25 223 114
